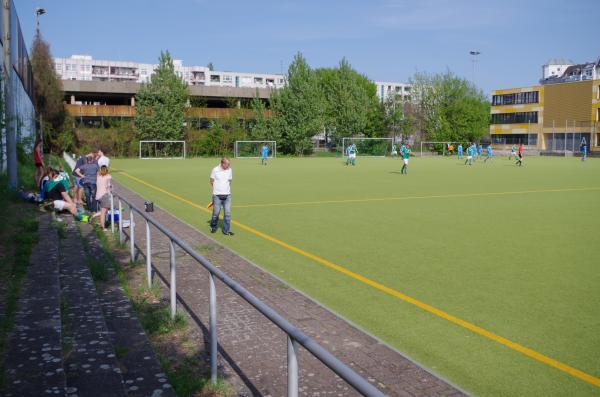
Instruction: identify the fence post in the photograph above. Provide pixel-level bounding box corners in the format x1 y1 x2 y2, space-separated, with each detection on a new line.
209 273 218 384
110 194 115 234
129 205 135 263
169 239 177 320
118 198 124 244
288 336 299 397
146 220 152 289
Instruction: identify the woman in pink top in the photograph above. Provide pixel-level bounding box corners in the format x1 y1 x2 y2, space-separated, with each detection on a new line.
93 165 113 230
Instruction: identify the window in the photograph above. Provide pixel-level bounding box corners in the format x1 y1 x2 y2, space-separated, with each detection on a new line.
492 91 539 106
254 77 263 84
210 75 220 82
65 64 71 71
490 111 538 124
223 75 232 82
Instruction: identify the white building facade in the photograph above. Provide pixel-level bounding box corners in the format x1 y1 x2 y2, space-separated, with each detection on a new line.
54 55 410 101
54 55 287 89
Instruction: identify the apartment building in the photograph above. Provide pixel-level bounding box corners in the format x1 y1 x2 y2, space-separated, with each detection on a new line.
54 55 286 89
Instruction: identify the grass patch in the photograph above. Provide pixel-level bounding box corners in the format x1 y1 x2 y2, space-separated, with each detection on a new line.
113 344 130 360
159 356 230 397
0 185 39 390
86 256 109 282
52 221 66 240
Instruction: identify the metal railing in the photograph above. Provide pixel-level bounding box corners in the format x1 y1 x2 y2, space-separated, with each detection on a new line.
110 193 386 397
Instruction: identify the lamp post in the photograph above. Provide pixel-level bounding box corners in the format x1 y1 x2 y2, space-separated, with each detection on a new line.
469 50 481 81
35 7 45 32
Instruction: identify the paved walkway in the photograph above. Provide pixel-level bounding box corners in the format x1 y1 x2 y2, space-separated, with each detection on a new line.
115 181 468 397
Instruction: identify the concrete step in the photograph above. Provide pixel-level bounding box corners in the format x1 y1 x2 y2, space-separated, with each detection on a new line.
59 218 127 397
78 223 176 397
4 214 67 397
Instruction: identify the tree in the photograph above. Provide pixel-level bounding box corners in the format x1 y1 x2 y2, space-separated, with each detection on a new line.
30 32 68 151
207 62 214 71
135 51 189 141
316 59 382 145
410 71 489 143
383 94 414 142
249 93 271 140
270 53 323 155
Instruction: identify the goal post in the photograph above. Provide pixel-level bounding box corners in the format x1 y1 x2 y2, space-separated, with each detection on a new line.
341 137 394 157
234 141 277 159
139 140 186 159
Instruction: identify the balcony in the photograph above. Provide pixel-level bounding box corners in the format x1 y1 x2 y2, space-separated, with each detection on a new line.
65 104 272 119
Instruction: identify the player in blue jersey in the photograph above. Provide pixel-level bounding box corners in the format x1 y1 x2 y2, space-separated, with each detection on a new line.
260 143 269 165
346 143 357 166
457 144 463 159
484 144 493 162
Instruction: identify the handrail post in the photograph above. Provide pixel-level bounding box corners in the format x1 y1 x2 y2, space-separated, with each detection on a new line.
129 205 135 263
209 272 218 384
118 198 124 244
145 220 152 289
110 194 115 234
288 336 298 397
169 239 177 320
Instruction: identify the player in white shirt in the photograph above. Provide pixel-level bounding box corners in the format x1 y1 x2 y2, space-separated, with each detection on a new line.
209 158 234 235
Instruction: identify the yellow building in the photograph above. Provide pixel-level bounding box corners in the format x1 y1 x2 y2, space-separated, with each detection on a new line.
490 73 600 153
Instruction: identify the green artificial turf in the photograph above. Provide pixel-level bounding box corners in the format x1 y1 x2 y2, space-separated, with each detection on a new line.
112 155 600 396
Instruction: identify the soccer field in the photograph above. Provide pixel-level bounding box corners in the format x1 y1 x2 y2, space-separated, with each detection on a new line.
112 155 600 396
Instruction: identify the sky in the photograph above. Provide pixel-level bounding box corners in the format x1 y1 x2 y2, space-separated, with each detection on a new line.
15 0 599 96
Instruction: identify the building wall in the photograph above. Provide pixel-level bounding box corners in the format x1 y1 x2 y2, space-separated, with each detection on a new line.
543 80 593 128
490 86 544 136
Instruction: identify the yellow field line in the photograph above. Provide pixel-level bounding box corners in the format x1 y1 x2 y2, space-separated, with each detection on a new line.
233 187 600 208
117 171 600 388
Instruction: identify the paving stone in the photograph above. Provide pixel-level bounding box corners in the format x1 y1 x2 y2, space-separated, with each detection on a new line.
4 214 67 397
59 218 127 397
114 181 469 397
78 222 176 397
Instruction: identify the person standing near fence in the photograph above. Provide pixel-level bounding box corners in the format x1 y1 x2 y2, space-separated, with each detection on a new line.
580 138 587 161
75 154 99 213
457 144 463 159
210 158 234 236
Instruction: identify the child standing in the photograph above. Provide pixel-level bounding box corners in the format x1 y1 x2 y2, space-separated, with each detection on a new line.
93 165 112 230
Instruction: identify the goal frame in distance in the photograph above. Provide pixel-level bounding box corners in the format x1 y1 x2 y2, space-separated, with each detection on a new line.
234 140 277 159
341 137 394 158
139 140 186 160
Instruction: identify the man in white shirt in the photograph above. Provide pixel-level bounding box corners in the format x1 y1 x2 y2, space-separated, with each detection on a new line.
209 158 234 235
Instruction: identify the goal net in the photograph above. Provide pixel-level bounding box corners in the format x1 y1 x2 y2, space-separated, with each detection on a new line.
139 140 186 159
234 141 277 159
341 137 393 157
419 141 471 157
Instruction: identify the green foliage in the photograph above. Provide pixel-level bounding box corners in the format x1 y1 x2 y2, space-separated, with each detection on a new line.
410 71 490 143
135 51 189 141
30 32 72 153
249 93 272 140
383 94 415 142
270 53 322 155
76 120 137 157
316 58 382 141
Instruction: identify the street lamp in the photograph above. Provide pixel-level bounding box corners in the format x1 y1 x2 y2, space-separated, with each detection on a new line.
35 7 46 32
469 50 481 80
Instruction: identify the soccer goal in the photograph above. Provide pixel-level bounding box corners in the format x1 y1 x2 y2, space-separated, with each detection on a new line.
419 141 470 157
234 141 277 159
139 140 186 159
341 137 393 157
